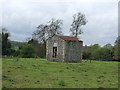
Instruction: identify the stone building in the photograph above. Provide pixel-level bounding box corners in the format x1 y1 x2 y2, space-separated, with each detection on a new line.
46 35 83 62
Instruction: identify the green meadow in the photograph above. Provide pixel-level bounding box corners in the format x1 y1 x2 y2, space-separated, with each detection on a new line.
2 58 118 88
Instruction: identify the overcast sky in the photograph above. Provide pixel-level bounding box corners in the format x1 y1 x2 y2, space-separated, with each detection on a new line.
1 0 118 46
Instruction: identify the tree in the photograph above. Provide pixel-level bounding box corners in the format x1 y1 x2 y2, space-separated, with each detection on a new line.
87 44 114 61
82 45 92 59
33 24 48 43
2 28 12 56
20 44 36 58
103 44 114 60
93 44 114 61
33 18 63 43
32 18 63 58
0 32 2 57
114 36 120 60
70 12 87 38
89 44 101 60
47 18 63 37
28 39 46 58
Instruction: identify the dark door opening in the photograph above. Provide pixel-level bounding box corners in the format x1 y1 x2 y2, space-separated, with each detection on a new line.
53 47 57 58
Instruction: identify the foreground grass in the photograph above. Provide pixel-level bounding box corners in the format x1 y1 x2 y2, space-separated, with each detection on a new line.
0 58 2 89
2 58 118 88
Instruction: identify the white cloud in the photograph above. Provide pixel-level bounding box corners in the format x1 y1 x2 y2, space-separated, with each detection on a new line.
2 1 118 46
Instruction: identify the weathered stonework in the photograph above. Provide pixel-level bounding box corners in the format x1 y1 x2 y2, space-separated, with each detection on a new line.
64 41 83 62
46 35 83 62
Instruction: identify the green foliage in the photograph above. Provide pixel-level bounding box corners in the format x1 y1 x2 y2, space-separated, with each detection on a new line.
113 36 120 60
83 44 114 60
83 45 92 59
58 81 66 86
90 44 101 59
2 58 118 88
0 32 2 56
20 44 36 58
2 29 12 56
28 39 46 58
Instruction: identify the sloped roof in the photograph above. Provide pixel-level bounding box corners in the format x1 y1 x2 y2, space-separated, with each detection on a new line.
56 35 83 42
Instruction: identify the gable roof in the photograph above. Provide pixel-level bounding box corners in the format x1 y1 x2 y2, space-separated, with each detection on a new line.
56 35 83 42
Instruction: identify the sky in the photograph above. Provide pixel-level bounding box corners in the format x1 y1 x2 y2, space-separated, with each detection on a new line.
1 0 119 46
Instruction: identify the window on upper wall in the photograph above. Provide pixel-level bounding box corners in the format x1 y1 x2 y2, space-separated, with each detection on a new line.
54 43 57 47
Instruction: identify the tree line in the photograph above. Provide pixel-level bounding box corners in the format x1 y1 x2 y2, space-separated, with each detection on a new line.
1 28 120 61
83 41 120 61
1 12 120 61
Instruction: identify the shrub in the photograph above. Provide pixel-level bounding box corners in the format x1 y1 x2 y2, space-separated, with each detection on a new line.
58 81 66 86
20 44 36 58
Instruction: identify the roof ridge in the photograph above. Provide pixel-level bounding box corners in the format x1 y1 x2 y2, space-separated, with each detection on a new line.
56 35 82 42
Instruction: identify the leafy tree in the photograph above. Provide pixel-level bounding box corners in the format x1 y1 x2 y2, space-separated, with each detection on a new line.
103 44 114 60
70 12 87 38
0 32 2 57
89 44 100 60
2 28 12 56
114 36 120 60
13 50 20 57
83 44 114 61
20 44 35 58
95 48 105 60
82 45 92 59
28 39 46 58
87 44 114 60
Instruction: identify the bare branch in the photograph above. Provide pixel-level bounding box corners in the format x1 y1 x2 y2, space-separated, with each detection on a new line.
70 12 87 38
32 18 63 43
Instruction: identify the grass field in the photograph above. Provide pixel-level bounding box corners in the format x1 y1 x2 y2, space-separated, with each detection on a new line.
2 58 118 88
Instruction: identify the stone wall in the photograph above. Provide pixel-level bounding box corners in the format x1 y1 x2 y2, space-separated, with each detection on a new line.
46 36 65 62
46 35 83 62
64 41 83 62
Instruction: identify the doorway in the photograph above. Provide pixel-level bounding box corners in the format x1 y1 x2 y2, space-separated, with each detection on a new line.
53 47 57 58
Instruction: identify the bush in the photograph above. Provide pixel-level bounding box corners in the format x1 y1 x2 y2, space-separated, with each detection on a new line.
58 81 66 86
20 44 36 58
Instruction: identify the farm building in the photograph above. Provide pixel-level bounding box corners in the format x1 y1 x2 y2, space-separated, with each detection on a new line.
46 35 83 62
